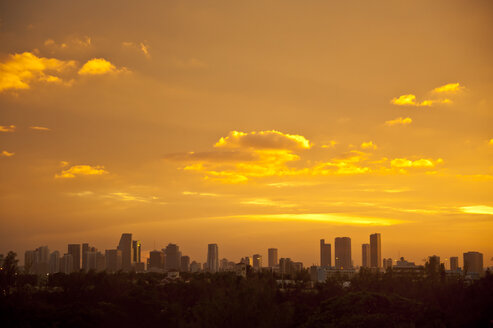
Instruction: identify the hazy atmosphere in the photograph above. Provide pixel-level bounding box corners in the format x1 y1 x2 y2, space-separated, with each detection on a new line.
1 0 492 267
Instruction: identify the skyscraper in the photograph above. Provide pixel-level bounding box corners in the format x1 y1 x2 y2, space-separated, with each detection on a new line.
24 250 36 274
450 256 459 271
180 255 190 272
36 246 50 275
253 254 262 271
207 244 219 273
82 243 89 272
118 233 132 271
320 239 331 267
68 244 81 272
383 258 393 270
268 248 278 268
132 240 141 264
334 237 352 269
49 251 60 274
463 251 483 275
61 253 74 274
362 244 370 268
164 243 181 271
149 250 164 270
105 249 122 273
370 233 381 268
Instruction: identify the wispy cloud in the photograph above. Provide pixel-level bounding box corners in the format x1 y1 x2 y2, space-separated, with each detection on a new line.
0 125 16 132
55 164 108 178
391 83 462 107
78 58 125 75
432 82 464 94
29 126 51 131
385 117 412 126
1 150 15 157
460 205 493 215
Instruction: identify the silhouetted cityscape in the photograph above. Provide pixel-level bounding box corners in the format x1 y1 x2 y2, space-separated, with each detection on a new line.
6 232 486 282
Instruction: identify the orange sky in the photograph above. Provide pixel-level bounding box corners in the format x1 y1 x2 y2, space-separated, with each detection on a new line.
1 0 492 268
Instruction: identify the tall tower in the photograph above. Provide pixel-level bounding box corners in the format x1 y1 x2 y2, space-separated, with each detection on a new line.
253 254 262 271
450 256 459 271
118 233 132 271
362 243 370 268
370 233 381 268
320 239 331 267
68 244 81 272
463 252 483 275
207 244 219 273
132 240 141 264
334 237 351 269
164 243 181 271
268 248 278 268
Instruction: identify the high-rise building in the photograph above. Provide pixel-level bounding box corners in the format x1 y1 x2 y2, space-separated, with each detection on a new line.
164 243 181 271
149 250 164 270
334 237 352 269
253 254 262 271
383 258 393 270
35 246 50 275
428 255 441 273
320 239 331 267
68 244 81 272
24 250 36 274
450 256 459 271
118 233 132 271
96 252 106 271
61 253 74 274
105 249 122 273
268 248 278 268
362 244 370 268
207 244 219 273
279 258 294 276
86 251 98 271
132 240 141 264
463 252 483 275
49 251 60 274
370 233 381 268
82 243 89 272
190 261 201 273
180 255 190 272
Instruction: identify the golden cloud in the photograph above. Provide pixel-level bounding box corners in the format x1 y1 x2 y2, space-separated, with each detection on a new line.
432 82 463 94
1 150 15 157
55 164 108 178
0 52 76 92
30 126 51 131
390 158 443 168
78 58 120 75
361 141 377 150
215 130 312 150
385 117 412 126
460 205 493 215
0 125 16 132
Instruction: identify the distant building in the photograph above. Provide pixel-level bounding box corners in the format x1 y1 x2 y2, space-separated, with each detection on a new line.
396 257 415 267
370 233 381 268
96 252 106 271
24 250 36 274
361 244 370 268
335 237 352 269
207 244 219 273
49 251 60 274
241 257 251 266
320 239 331 267
132 240 141 264
383 258 393 270
190 261 201 273
105 249 122 273
180 255 190 272
311 266 356 282
61 253 74 274
450 256 459 271
86 251 99 271
82 244 97 272
164 243 182 271
149 250 165 270
68 244 81 272
118 233 132 271
253 254 262 271
82 243 89 271
463 252 483 275
235 262 247 278
35 246 50 275
428 255 441 273
268 248 278 268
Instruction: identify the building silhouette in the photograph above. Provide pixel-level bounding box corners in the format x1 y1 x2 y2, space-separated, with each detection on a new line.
362 244 370 268
132 240 141 264
61 253 74 274
164 243 181 271
253 254 262 271
105 249 122 273
335 237 352 269
67 244 81 272
207 244 219 273
180 255 190 272
383 258 393 270
49 251 60 274
370 233 381 268
450 256 459 271
463 251 483 275
149 250 164 270
320 239 331 267
118 233 132 271
268 248 278 268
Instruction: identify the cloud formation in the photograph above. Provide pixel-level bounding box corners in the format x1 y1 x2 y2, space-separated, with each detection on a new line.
390 158 443 168
0 125 16 132
55 164 108 178
29 126 51 131
460 205 493 215
391 83 462 107
214 130 312 150
78 58 120 75
0 52 76 92
385 117 412 126
1 150 15 157
361 141 377 150
432 82 464 94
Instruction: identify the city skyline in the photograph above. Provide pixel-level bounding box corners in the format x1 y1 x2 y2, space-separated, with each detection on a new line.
1 1 492 270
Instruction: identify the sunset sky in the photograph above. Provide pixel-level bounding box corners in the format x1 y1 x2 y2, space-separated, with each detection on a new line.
1 0 492 268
